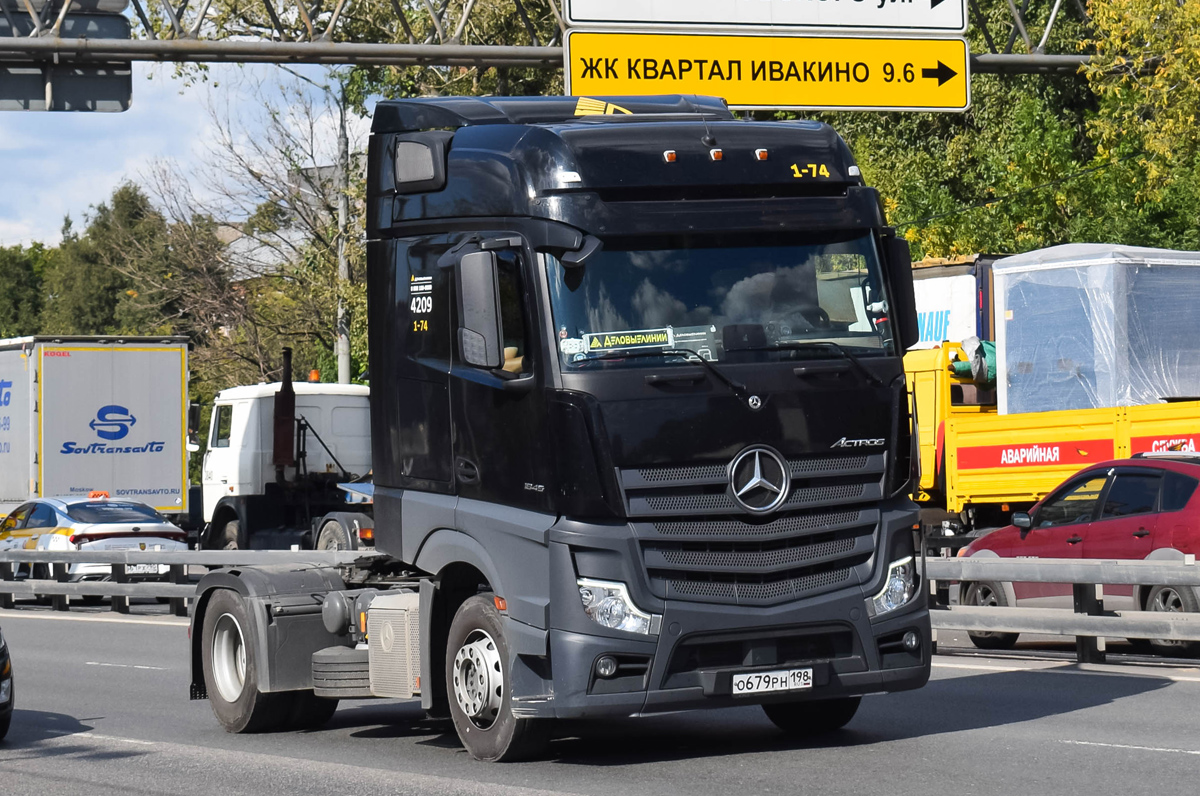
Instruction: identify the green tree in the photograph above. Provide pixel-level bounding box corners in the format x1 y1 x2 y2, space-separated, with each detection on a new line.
39 217 125 335
0 244 45 337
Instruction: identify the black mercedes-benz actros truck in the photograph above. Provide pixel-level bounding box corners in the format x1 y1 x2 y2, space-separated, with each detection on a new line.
189 95 930 762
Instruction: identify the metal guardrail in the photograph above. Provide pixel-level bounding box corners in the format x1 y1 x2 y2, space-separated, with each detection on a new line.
921 556 1200 662
0 550 380 616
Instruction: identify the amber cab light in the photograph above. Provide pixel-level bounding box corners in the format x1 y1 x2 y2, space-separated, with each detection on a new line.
662 150 676 163
754 148 769 161
709 149 723 161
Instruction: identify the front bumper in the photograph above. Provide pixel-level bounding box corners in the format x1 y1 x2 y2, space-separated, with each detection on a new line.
536 589 929 720
514 500 930 720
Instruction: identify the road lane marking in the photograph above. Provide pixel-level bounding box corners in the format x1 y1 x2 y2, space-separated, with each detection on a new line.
76 732 159 746
86 662 170 671
1061 740 1200 756
0 610 187 627
933 660 1200 682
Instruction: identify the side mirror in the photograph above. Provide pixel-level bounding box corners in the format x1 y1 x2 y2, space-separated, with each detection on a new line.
187 402 202 447
883 234 919 352
1012 511 1032 530
456 250 503 369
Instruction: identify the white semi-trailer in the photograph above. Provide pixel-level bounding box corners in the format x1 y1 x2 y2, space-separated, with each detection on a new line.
0 336 191 520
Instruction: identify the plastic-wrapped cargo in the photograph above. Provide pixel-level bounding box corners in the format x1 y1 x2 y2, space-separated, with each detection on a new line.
995 244 1200 414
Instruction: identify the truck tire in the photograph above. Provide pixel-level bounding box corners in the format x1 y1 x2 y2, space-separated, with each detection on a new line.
201 589 292 733
287 690 339 730
316 520 353 551
211 519 242 550
961 581 1020 650
1146 585 1200 656
762 696 861 735
445 594 550 762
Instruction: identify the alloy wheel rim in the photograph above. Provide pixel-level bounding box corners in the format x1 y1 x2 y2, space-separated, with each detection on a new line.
452 629 503 729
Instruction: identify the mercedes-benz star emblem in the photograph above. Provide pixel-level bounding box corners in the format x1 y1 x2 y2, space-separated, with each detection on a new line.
747 395 762 410
728 446 790 514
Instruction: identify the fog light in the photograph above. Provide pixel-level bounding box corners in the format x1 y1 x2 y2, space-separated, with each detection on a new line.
578 578 661 636
902 630 920 651
869 556 917 617
595 656 618 678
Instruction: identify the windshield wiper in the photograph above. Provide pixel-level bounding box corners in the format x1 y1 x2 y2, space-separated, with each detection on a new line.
578 348 752 403
729 341 885 386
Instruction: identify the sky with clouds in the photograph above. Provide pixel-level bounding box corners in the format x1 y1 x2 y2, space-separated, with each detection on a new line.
0 62 371 247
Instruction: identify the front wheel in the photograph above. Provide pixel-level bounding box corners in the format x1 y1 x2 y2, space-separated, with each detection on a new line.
961 581 1020 650
201 589 292 732
1146 585 1200 656
445 594 550 762
762 697 861 735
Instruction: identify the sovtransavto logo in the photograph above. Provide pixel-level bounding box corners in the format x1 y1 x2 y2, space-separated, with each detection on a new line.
60 405 165 455
90 405 136 440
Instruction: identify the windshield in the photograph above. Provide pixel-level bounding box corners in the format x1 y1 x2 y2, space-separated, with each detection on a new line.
66 502 165 524
545 233 893 369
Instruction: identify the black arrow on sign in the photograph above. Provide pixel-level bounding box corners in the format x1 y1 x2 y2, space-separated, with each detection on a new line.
931 0 945 7
921 61 958 86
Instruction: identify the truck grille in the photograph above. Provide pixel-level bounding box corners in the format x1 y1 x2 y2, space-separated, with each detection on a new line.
622 453 885 606
619 453 884 518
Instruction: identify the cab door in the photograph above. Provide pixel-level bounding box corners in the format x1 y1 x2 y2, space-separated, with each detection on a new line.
448 244 552 512
201 403 235 521
1084 467 1163 609
1012 472 1108 607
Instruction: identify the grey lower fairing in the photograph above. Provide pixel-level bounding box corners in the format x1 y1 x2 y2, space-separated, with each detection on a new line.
406 490 928 718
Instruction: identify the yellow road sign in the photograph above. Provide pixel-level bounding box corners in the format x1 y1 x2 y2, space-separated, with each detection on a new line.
566 31 970 113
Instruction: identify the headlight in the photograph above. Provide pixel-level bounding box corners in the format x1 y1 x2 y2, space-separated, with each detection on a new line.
577 578 661 636
868 556 918 617
0 629 6 653
0 676 11 703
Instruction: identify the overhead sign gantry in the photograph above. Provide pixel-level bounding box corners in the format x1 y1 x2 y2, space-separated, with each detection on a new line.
566 0 967 35
563 0 971 113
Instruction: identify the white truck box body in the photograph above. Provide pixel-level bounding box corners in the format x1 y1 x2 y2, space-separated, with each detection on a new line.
0 337 189 515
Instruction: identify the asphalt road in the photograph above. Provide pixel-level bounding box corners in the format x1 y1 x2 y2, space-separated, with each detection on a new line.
2 608 1200 796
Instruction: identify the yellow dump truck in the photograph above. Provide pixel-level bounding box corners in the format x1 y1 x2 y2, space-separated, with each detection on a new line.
906 342 1200 532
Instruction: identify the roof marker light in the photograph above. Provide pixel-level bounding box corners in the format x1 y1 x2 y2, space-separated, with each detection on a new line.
848 165 862 177
663 150 676 163
754 148 769 161
709 149 723 162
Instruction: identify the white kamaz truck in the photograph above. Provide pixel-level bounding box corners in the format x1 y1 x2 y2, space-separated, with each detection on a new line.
199 348 373 550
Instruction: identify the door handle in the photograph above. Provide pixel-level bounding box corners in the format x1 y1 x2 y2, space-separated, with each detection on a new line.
1133 529 1151 538
455 458 480 484
1066 535 1083 545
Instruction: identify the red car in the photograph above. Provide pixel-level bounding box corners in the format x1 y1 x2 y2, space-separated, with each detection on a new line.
959 454 1200 653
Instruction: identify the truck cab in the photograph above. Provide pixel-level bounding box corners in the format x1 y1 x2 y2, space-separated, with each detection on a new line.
191 95 930 761
201 380 371 549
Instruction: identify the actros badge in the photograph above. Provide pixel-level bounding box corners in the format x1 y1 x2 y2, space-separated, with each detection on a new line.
831 437 884 449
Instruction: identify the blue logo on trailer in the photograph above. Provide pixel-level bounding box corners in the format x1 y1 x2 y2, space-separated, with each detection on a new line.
90 405 137 441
